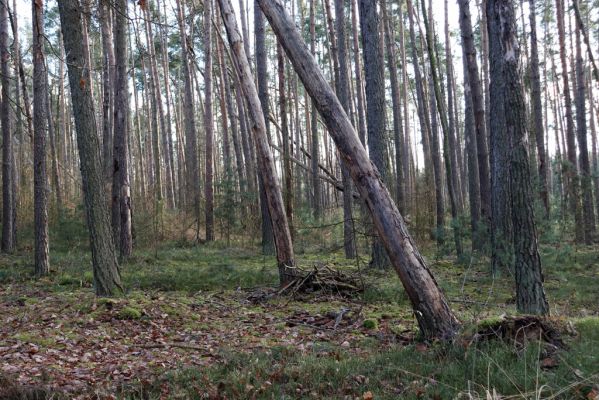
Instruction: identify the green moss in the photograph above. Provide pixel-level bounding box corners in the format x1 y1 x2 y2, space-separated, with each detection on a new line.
362 319 378 330
117 307 142 320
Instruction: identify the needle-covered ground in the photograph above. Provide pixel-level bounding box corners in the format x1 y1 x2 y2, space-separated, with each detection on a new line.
0 241 598 399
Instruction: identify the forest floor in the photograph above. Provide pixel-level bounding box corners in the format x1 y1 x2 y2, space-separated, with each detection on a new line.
0 239 598 399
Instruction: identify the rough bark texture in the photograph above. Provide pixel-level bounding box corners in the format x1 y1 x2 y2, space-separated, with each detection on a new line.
309 0 322 220
335 0 356 259
574 1 596 243
99 0 114 185
58 0 122 296
457 0 490 235
218 0 297 285
359 0 390 269
489 0 549 314
555 0 583 242
112 0 132 259
461 53 482 252
255 0 275 254
205 0 215 242
421 0 463 259
381 0 405 213
33 0 49 276
257 0 460 339
1 0 14 253
277 42 295 237
528 0 549 217
176 0 201 239
487 0 513 274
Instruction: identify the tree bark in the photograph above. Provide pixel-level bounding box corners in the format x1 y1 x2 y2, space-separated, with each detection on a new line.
176 0 201 240
58 0 122 296
574 0 596 243
457 0 491 234
112 0 132 259
257 0 460 339
218 0 297 285
33 0 49 276
556 0 584 242
1 0 15 253
335 0 356 258
255 0 276 254
488 0 549 314
529 0 550 218
421 0 463 259
359 0 391 269
205 0 215 242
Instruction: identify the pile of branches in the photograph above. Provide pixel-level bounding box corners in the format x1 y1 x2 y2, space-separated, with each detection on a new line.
246 264 363 303
278 264 364 298
472 316 566 349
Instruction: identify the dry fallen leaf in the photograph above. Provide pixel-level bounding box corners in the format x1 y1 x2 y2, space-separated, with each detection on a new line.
362 390 374 400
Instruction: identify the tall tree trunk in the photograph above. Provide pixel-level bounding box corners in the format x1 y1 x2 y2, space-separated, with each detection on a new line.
58 0 122 296
488 0 549 314
218 0 297 285
255 0 275 254
457 0 491 237
421 0 463 259
488 0 513 274
574 0 596 242
277 42 295 237
529 0 550 217
407 0 435 233
257 0 460 339
176 0 201 240
335 0 356 258
205 0 215 242
360 0 391 269
381 0 405 214
462 53 482 252
309 0 322 220
112 0 132 259
33 0 49 275
351 0 367 146
556 0 584 242
1 0 14 253
99 0 114 186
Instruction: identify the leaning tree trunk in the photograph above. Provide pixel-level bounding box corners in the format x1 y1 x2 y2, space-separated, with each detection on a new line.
112 0 132 259
218 0 297 286
0 0 14 253
256 0 460 339
57 0 122 296
33 0 50 276
488 0 549 314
